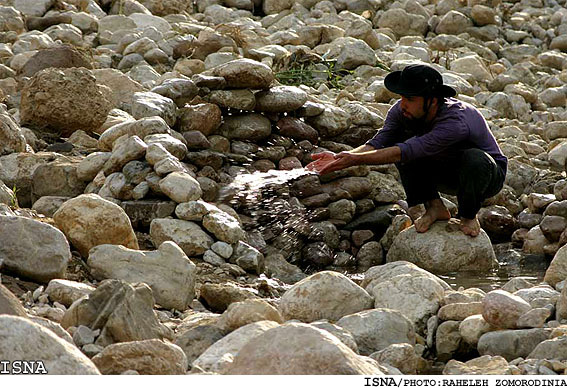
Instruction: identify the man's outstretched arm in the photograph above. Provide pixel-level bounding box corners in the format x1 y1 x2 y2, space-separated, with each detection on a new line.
316 146 402 175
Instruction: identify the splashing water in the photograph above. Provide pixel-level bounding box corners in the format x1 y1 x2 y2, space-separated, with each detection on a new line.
218 167 318 262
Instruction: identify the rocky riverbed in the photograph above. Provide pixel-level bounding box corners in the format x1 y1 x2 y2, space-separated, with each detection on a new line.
1 0 567 376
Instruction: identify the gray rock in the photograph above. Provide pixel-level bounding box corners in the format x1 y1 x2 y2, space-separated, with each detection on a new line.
528 336 567 360
369 343 417 375
174 324 225 366
210 59 273 89
279 271 374 322
386 222 498 273
192 320 280 373
150 218 213 256
372 274 445 330
45 279 95 308
61 279 173 346
218 113 272 142
225 322 382 375
0 215 70 282
230 241 264 274
336 308 416 356
477 329 551 361
159 172 202 203
87 241 196 311
443 355 515 375
0 315 100 374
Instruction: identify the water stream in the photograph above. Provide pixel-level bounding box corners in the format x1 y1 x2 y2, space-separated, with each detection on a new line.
221 168 549 291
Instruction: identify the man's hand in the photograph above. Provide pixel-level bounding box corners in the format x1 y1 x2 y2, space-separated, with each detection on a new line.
306 151 358 175
306 151 336 173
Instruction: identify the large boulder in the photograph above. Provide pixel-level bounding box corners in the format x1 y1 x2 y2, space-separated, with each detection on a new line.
150 218 213 256
386 222 498 273
279 271 374 322
336 309 416 356
0 315 100 374
0 215 70 282
482 290 532 329
528 336 567 360
371 274 445 329
20 67 112 137
225 323 383 375
61 279 173 346
544 243 567 287
362 261 452 294
477 329 551 361
53 194 139 257
87 241 196 311
192 320 280 373
0 283 27 316
210 59 273 89
20 45 93 78
91 339 187 375
0 113 27 156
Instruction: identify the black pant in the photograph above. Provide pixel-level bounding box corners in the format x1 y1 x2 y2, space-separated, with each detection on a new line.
396 149 506 219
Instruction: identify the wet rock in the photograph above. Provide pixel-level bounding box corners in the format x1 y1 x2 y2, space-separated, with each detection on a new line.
372 274 445 330
0 315 100 374
0 283 27 317
0 215 70 282
218 113 272 142
87 241 196 311
225 322 382 375
477 329 551 361
203 210 246 244
255 86 307 113
279 271 373 322
120 200 176 229
208 89 256 110
230 241 264 274
443 355 515 375
306 105 351 138
386 221 498 273
92 339 187 375
61 279 173 346
45 279 95 308
477 205 517 242
178 103 222 136
264 252 306 284
192 320 280 373
20 67 112 137
336 308 416 356
53 194 139 257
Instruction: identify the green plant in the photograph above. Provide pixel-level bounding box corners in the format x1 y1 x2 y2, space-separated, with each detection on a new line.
10 184 18 208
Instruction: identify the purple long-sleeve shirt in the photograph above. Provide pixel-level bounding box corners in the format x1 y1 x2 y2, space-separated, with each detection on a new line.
366 98 507 173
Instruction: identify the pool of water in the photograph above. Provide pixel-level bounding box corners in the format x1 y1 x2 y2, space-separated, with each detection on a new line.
438 243 549 292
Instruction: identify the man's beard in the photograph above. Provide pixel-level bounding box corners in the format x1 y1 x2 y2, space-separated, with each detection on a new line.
401 113 429 135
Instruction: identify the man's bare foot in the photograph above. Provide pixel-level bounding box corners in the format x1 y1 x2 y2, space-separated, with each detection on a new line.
407 204 425 222
414 199 451 233
460 217 481 237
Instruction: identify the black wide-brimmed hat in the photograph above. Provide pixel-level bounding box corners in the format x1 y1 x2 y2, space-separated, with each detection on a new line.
384 64 457 98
